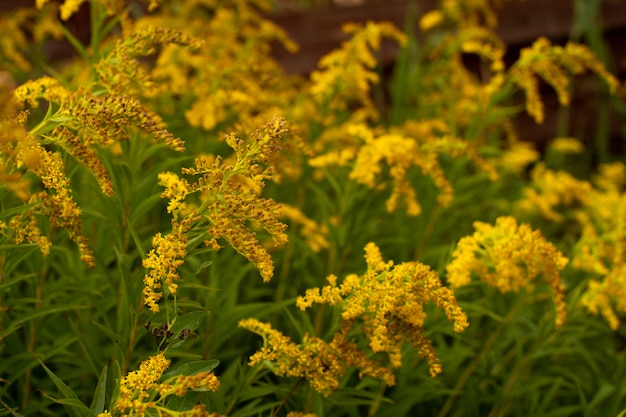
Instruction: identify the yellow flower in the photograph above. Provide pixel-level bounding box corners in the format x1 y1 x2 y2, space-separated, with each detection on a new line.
239 318 394 396
143 217 194 312
497 141 540 175
109 352 220 416
509 37 619 124
419 10 444 32
280 204 329 253
548 137 585 154
446 216 569 327
297 242 468 377
516 163 592 222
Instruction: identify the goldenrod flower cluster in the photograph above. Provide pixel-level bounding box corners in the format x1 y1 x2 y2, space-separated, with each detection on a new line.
311 122 497 216
95 25 205 97
569 163 626 329
143 117 290 310
516 163 592 222
510 37 619 124
136 0 297 132
0 4 62 74
241 243 468 395
298 243 468 376
309 21 406 123
99 352 221 417
239 317 395 396
548 137 585 154
280 204 329 253
143 217 194 312
446 216 568 327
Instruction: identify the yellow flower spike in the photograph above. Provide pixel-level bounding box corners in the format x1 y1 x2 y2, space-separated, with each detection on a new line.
593 162 626 192
509 37 619 124
497 141 541 175
447 216 569 327
516 163 592 222
244 242 467 392
309 21 406 122
280 204 329 253
142 217 194 311
420 10 445 32
548 137 585 154
296 243 468 380
108 351 221 416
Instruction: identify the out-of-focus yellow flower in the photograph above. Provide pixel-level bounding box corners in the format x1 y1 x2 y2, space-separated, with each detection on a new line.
419 10 444 32
498 141 540 175
592 162 626 192
548 137 585 154
280 205 329 253
516 163 592 222
446 216 568 327
509 37 619 124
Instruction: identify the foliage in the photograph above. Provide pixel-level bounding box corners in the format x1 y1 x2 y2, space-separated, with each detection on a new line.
0 0 625 416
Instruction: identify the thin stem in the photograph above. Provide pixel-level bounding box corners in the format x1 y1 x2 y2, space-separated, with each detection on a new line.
22 246 52 409
273 378 304 417
414 203 441 260
437 293 529 417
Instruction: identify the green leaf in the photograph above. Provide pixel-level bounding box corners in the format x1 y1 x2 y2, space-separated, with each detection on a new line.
169 310 210 336
161 359 220 382
0 398 25 417
0 273 36 291
38 360 90 417
90 362 108 415
194 260 213 276
165 310 210 349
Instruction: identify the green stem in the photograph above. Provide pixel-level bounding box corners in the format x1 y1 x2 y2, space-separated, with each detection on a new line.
22 245 52 409
414 203 441 260
437 292 529 417
273 378 304 417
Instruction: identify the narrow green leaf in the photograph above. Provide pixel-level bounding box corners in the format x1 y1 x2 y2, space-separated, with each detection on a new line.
127 221 147 259
169 310 210 336
90 362 108 415
90 320 122 345
0 273 36 291
194 260 213 276
0 398 25 417
161 359 220 381
58 23 91 63
38 360 89 417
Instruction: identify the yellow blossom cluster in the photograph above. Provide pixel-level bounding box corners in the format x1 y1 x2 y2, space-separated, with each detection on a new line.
548 137 585 154
496 140 540 175
95 25 205 97
509 37 619 124
133 0 298 132
99 352 221 417
446 216 569 327
516 163 592 222
0 4 62 74
298 243 468 376
311 122 497 216
143 216 195 312
0 76 32 201
4 70 186 266
143 117 290 311
15 76 185 152
239 317 395 396
568 162 626 329
308 21 406 124
420 0 516 31
280 204 330 253
241 242 467 394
